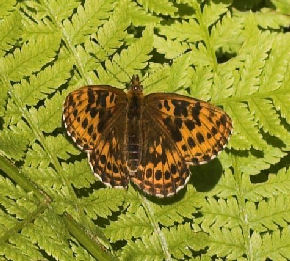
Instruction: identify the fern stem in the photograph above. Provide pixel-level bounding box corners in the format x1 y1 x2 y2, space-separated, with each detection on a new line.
232 155 253 260
0 155 47 201
141 196 172 261
63 213 117 261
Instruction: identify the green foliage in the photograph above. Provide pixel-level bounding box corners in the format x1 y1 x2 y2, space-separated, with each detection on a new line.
0 0 289 260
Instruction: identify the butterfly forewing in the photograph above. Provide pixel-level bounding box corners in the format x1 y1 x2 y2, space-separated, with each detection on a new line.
144 93 232 165
63 85 127 150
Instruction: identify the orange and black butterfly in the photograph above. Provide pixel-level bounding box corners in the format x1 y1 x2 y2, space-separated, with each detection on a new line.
63 75 232 197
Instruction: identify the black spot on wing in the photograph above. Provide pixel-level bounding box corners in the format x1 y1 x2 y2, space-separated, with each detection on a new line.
82 118 88 129
164 100 170 111
146 169 152 178
211 126 218 135
162 117 182 142
90 107 98 118
88 89 95 104
172 100 189 117
96 92 109 107
185 119 195 131
88 125 93 135
155 170 162 180
220 114 227 126
187 137 195 148
192 102 201 126
196 132 204 144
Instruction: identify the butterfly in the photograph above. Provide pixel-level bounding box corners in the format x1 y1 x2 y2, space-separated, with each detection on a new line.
63 75 232 197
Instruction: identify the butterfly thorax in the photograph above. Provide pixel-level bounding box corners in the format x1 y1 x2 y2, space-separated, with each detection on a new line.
125 77 144 172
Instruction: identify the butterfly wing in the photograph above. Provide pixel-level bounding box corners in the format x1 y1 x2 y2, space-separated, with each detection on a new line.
63 85 127 150
88 112 129 187
63 85 129 187
130 111 190 197
144 93 232 165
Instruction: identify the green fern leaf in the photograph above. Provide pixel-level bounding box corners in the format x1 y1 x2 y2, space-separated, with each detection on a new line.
226 102 266 150
202 1 229 27
104 207 153 242
136 0 177 15
121 232 166 261
0 0 16 19
63 0 115 46
0 121 32 160
164 224 208 260
0 35 61 82
158 20 202 42
0 11 22 57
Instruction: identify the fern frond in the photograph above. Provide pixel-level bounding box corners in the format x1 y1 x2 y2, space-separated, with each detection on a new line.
249 195 290 232
0 11 21 57
121 233 165 261
0 35 61 82
63 0 115 46
80 189 126 219
0 121 32 160
206 227 245 259
104 207 153 242
153 35 189 59
22 210 75 261
128 0 160 26
29 92 66 133
259 229 290 260
226 102 266 150
62 160 95 189
202 1 229 27
236 32 273 96
158 20 202 42
90 1 131 62
164 224 208 260
97 27 153 85
246 168 290 200
254 7 290 28
153 186 202 226
248 98 290 144
136 0 177 15
199 197 240 231
12 58 72 107
0 0 16 19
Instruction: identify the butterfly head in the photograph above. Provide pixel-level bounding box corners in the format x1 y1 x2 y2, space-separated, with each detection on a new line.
128 75 143 93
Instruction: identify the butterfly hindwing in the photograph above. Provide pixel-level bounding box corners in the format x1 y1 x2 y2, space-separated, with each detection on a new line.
63 85 127 150
88 114 129 188
144 93 232 165
130 112 190 197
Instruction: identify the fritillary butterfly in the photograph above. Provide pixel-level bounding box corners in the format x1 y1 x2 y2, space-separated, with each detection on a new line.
63 75 232 197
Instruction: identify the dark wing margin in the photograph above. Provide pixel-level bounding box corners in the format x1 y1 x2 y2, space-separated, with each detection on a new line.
144 93 233 165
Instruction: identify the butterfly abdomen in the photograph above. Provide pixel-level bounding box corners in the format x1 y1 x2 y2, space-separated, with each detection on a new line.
125 90 144 172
